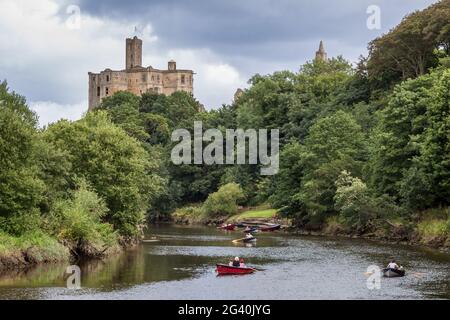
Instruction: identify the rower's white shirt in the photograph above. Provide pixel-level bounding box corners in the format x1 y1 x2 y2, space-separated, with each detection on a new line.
387 262 399 269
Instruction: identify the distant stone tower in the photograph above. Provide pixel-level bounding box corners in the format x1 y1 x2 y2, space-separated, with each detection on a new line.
315 40 328 62
126 36 143 69
234 88 244 103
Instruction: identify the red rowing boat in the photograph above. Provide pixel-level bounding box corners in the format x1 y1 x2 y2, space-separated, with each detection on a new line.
260 224 281 232
217 224 236 231
216 264 255 275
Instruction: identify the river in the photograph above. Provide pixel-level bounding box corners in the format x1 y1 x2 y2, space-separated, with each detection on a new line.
0 224 449 300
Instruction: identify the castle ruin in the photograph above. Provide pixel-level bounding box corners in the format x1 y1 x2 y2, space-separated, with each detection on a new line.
88 36 194 110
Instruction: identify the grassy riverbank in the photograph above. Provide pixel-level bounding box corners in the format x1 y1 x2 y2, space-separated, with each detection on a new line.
0 230 125 271
0 232 69 270
302 208 450 250
172 204 283 225
171 204 449 250
226 208 277 223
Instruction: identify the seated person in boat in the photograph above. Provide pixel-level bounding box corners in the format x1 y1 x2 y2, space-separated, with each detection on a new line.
229 257 241 267
387 260 399 269
239 258 246 268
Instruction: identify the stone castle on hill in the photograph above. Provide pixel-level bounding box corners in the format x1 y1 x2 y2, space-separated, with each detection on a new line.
88 36 194 110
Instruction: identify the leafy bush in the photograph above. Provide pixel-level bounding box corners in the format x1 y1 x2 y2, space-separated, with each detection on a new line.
202 183 245 217
172 205 205 223
416 208 450 242
0 209 42 236
417 220 448 239
333 171 408 231
334 171 373 228
324 215 348 234
46 182 118 257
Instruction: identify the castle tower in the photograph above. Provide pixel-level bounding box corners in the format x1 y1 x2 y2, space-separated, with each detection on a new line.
126 36 143 69
168 60 177 71
234 88 244 103
315 40 328 62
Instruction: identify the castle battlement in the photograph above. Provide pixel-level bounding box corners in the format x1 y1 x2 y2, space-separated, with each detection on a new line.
88 36 194 110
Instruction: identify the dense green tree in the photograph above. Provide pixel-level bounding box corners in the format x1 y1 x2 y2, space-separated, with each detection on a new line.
268 141 304 216
295 111 367 223
142 113 171 145
368 67 449 211
367 0 450 89
43 111 164 238
35 137 73 213
397 68 450 209
0 82 44 235
138 91 200 128
98 92 148 142
202 183 245 217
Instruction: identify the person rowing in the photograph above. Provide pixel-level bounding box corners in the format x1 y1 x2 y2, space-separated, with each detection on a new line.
229 257 241 267
387 260 400 270
244 226 258 233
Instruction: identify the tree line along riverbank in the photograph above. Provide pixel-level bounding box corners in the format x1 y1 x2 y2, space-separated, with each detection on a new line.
171 202 450 251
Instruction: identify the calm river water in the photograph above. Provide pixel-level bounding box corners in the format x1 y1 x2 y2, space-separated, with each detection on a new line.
0 224 449 300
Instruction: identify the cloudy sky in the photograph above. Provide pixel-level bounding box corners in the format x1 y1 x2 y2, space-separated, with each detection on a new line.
0 0 437 126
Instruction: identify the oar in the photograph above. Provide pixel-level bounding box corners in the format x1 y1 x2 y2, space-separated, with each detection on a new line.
250 267 266 271
233 237 257 243
410 272 426 278
364 267 387 277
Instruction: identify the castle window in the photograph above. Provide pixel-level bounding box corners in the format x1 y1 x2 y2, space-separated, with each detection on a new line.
97 86 100 97
151 75 155 81
181 75 186 85
106 75 110 82
106 87 109 95
157 75 160 82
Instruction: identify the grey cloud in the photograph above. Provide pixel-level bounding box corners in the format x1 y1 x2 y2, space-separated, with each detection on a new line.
76 0 436 53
